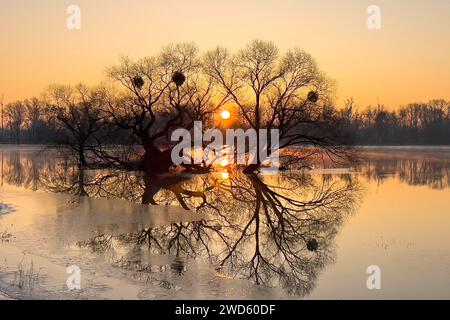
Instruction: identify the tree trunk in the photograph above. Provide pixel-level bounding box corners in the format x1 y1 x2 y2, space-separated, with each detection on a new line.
243 162 260 174
79 146 88 167
142 143 173 174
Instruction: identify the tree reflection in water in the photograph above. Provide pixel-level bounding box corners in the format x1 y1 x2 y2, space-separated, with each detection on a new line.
3 147 450 295
0 148 366 296
74 171 359 295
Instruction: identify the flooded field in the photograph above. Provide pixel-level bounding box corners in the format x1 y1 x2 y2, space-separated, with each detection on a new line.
1 145 450 299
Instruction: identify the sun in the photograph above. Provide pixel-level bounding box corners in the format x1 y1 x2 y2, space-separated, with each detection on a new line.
220 172 230 180
220 110 231 120
220 158 229 167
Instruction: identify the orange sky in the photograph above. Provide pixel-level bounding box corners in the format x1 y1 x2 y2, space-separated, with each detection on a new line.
0 0 449 108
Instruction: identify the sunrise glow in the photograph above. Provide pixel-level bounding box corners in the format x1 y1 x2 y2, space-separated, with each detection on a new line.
221 110 231 120
220 158 229 167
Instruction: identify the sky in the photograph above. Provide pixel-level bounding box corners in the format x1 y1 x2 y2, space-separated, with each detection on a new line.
0 0 449 108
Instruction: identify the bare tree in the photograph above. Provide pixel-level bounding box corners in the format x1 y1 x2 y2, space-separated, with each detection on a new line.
45 84 105 166
203 40 350 172
4 101 26 143
106 43 229 173
24 97 42 143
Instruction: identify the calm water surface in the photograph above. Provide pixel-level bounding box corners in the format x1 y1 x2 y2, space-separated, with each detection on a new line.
1 146 450 299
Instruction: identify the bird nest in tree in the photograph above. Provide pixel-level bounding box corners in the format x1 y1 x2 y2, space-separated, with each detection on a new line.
172 71 186 87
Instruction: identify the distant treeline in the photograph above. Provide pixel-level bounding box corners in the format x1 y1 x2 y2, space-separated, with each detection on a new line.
339 99 450 145
0 96 131 145
1 97 450 145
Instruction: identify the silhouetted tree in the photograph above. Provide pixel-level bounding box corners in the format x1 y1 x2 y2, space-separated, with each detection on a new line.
45 84 105 166
105 43 229 173
4 101 26 143
24 97 43 143
203 40 347 172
